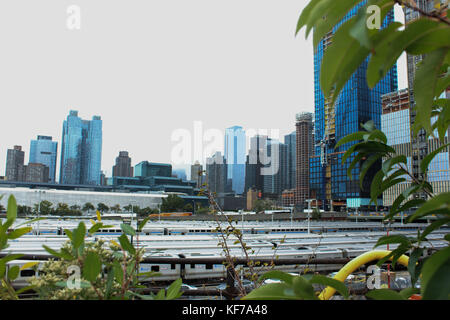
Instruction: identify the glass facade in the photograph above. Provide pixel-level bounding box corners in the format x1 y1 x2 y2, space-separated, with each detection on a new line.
310 3 398 208
29 136 58 183
134 161 172 178
284 131 296 191
60 110 103 185
224 126 246 195
382 109 411 146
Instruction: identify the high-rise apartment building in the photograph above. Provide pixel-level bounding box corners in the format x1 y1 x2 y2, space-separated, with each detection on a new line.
295 112 313 207
60 110 103 185
224 126 246 195
112 151 133 177
5 146 25 181
30 136 58 183
309 4 398 210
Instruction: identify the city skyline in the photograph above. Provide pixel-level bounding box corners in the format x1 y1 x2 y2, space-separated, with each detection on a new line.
0 1 408 180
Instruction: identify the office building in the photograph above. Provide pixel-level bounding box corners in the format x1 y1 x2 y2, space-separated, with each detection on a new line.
284 131 296 191
60 110 103 185
224 126 246 195
30 136 58 183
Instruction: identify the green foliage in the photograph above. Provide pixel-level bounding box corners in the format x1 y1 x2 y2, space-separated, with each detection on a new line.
252 199 274 213
97 203 109 213
33 219 183 300
160 194 186 212
243 271 349 300
0 195 35 299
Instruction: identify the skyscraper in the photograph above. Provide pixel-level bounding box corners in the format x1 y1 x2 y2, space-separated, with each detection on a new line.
309 4 398 210
190 161 203 188
245 135 268 193
224 126 246 195
30 136 58 183
5 146 25 181
59 110 103 185
112 151 133 177
262 139 287 197
284 131 296 191
295 112 313 207
206 151 227 195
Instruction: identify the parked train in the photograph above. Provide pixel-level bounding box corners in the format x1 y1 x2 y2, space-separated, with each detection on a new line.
3 231 448 288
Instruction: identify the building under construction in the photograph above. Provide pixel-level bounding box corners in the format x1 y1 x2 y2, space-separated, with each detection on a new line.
309 4 398 211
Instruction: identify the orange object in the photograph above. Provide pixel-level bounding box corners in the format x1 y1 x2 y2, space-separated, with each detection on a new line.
408 294 422 300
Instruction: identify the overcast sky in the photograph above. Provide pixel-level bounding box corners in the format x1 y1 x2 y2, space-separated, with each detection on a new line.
0 0 407 179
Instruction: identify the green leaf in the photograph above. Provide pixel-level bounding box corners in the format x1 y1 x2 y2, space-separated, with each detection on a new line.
258 270 295 285
242 283 299 300
138 217 151 231
0 254 24 264
382 155 407 175
6 195 17 222
335 131 366 149
407 192 450 222
421 246 450 300
120 223 136 236
367 19 442 88
7 227 32 240
113 261 124 285
166 278 183 300
420 217 450 241
413 47 448 136
118 234 136 255
408 248 424 287
42 245 73 260
420 143 450 174
72 222 86 250
7 265 20 281
0 262 5 277
374 235 411 248
399 287 420 300
292 276 318 300
83 251 101 283
309 275 349 299
366 289 405 300
359 154 382 189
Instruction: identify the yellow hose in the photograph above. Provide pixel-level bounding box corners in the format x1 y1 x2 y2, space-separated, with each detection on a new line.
318 250 409 300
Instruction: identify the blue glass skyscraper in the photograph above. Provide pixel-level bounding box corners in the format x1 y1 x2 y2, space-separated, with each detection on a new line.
60 110 103 185
224 126 246 195
29 136 58 183
309 4 398 210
